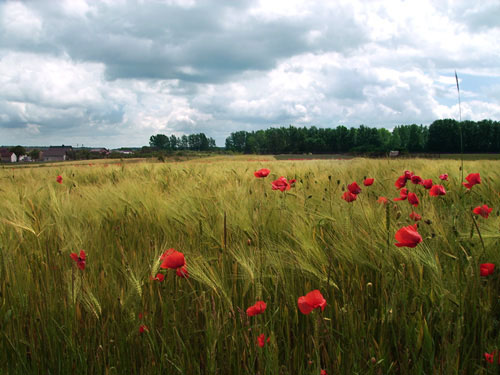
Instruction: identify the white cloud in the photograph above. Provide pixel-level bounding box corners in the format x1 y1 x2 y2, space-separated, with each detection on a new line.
0 0 499 147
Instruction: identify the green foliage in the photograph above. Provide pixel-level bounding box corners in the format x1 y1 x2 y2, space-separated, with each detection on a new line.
1 157 499 374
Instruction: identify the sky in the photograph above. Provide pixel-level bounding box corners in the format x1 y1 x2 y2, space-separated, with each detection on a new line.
1 0 499 148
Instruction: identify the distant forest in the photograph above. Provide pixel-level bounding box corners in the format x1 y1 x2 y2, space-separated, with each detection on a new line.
225 119 500 154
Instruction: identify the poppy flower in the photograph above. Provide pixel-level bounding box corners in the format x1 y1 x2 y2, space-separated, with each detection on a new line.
139 325 148 334
394 224 422 248
439 173 448 181
298 290 327 315
473 204 493 218
160 249 185 269
480 263 495 276
485 351 500 364
288 179 297 187
409 211 421 221
342 191 357 202
411 175 422 185
246 301 267 317
257 333 270 348
254 168 270 178
272 176 291 191
56 175 63 184
407 192 419 207
348 182 361 194
321 370 328 375
176 265 189 278
70 250 86 270
153 273 165 282
363 178 374 186
404 170 414 180
377 196 388 205
395 175 407 189
429 185 446 196
463 173 481 189
422 179 433 189
394 188 408 201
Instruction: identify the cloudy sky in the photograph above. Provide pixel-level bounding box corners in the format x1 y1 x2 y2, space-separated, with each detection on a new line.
1 0 499 148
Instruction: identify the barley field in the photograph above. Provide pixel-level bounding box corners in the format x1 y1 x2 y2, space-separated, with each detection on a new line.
1 156 499 374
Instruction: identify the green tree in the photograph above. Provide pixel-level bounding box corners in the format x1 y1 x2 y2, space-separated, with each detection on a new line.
28 149 40 161
149 134 170 149
9 145 26 157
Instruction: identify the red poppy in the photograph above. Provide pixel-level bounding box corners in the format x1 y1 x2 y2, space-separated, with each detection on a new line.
404 170 414 180
411 175 422 185
480 263 495 276
485 350 500 364
439 173 448 181
463 173 481 189
429 185 446 196
409 211 421 221
70 250 86 270
257 333 270 347
342 191 357 202
377 196 388 205
394 224 422 248
246 301 267 317
272 176 291 191
422 179 433 189
395 175 407 189
298 290 327 315
394 188 408 201
289 179 297 187
176 265 189 278
347 182 362 195
153 273 165 282
407 192 419 207
363 178 374 186
254 168 270 178
321 370 328 375
473 204 493 218
56 175 63 184
139 325 148 334
160 249 185 269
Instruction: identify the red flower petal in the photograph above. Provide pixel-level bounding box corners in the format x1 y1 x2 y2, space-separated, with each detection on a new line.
394 224 422 248
473 204 492 218
429 185 446 196
298 296 314 315
160 249 185 269
409 211 421 221
246 301 267 317
254 168 270 178
407 192 419 207
176 265 189 278
342 191 357 202
363 178 374 186
422 179 433 189
347 182 361 195
377 196 388 204
480 263 495 276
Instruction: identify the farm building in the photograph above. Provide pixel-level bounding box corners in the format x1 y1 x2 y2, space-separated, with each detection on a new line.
0 148 17 163
41 146 73 162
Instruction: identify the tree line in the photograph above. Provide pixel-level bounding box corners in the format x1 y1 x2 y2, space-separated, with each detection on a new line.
149 133 216 151
224 119 500 154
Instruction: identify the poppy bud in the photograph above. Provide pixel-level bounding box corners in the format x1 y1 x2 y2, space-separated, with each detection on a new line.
371 357 377 364
247 239 251 246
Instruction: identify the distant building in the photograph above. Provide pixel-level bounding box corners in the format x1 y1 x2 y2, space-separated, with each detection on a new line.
41 146 73 162
90 148 110 155
0 148 17 163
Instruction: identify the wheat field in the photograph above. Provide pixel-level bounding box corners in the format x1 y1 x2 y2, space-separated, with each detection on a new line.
1 156 499 374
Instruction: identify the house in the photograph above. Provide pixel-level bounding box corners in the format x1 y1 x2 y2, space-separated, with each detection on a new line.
0 148 17 163
90 148 110 155
41 146 73 162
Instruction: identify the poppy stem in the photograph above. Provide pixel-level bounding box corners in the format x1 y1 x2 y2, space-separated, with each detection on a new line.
470 211 486 256
223 212 227 252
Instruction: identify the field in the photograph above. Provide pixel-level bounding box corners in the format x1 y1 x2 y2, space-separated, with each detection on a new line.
1 156 500 374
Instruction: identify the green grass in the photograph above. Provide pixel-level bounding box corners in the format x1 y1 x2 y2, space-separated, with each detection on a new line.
1 156 500 374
